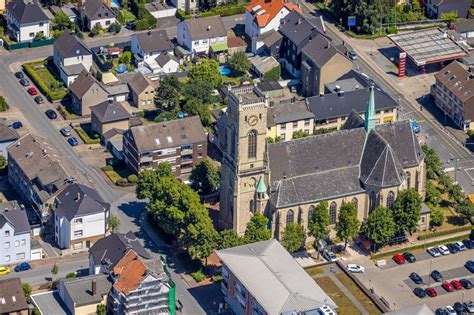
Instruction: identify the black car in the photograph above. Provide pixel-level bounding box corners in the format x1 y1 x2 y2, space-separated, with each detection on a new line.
447 243 459 254
463 239 474 249
403 252 416 263
431 270 443 282
15 71 24 79
453 302 467 314
410 272 423 284
413 287 426 298
460 278 473 289
19 78 29 86
435 309 449 315
34 96 44 104
45 109 57 119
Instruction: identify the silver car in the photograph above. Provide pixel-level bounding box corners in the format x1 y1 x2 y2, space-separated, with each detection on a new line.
60 127 71 137
464 300 474 313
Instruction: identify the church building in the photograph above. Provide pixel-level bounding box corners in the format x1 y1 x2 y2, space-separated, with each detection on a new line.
219 84 426 240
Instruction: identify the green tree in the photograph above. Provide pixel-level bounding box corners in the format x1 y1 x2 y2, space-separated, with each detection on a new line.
281 223 305 253
189 59 222 88
244 212 271 243
0 156 6 170
455 202 474 225
228 51 251 76
183 79 213 104
422 144 443 179
52 12 73 30
155 75 181 109
392 189 422 235
183 98 211 126
136 163 173 199
33 307 41 315
34 32 45 41
430 207 444 227
361 207 396 250
66 272 77 278
425 180 441 206
448 183 464 205
109 214 120 233
218 229 243 249
119 51 132 65
292 130 310 139
22 283 32 299
307 201 329 242
90 23 103 36
190 160 220 195
441 11 458 23
108 22 122 34
51 263 59 275
263 65 280 81
336 203 359 250
96 304 106 315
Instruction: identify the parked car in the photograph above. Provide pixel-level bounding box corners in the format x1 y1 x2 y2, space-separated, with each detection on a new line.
446 243 459 254
403 252 416 263
60 127 71 137
15 71 24 79
435 309 449 315
466 260 474 273
451 280 463 290
410 272 423 284
348 51 358 60
425 287 437 297
9 121 23 129
427 247 441 257
464 301 474 313
34 95 44 104
45 109 57 119
393 253 405 264
431 270 443 282
14 262 31 272
453 302 467 314
463 239 474 249
67 137 79 146
347 264 365 273
411 120 421 134
27 87 37 95
454 241 466 251
0 267 10 275
413 287 426 298
460 278 473 289
442 281 454 292
323 249 337 262
19 78 29 86
438 245 450 255
445 306 457 315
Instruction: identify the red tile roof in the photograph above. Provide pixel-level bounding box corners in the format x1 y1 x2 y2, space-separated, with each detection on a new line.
112 250 147 296
246 0 301 28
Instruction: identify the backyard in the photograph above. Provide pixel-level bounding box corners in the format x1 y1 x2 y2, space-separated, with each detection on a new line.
23 59 68 101
74 123 100 145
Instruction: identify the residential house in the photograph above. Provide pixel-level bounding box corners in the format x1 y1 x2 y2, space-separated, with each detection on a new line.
227 36 247 54
249 55 280 80
426 0 470 19
0 121 19 158
279 10 321 77
145 54 180 74
108 250 173 315
306 86 398 131
91 100 131 141
455 18 474 42
177 16 227 54
170 0 197 15
58 274 112 315
257 80 284 98
6 0 50 42
53 30 93 87
0 278 29 315
89 231 152 275
7 133 76 217
267 99 314 141
123 116 207 175
104 81 130 102
80 0 116 31
69 70 109 116
301 34 352 96
217 240 337 315
244 0 301 38
128 72 160 108
0 201 30 265
431 60 474 130
54 183 110 254
131 29 174 67
252 29 283 55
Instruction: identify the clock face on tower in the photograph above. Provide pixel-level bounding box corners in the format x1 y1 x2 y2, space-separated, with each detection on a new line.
248 115 258 126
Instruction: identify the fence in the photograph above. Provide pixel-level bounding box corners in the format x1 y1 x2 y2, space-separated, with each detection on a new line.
2 37 55 50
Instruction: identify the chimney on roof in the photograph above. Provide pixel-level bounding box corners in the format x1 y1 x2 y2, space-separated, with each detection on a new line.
338 90 344 97
319 92 324 97
75 192 80 202
334 85 341 92
92 280 97 296
297 18 301 25
207 25 211 31
108 99 113 104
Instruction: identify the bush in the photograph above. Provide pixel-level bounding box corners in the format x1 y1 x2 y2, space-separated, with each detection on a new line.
116 178 128 185
176 9 192 20
386 26 398 34
191 270 207 283
0 96 9 112
212 275 222 282
264 65 280 81
22 63 67 101
127 174 138 183
65 272 77 278
135 19 150 31
200 4 245 17
417 226 472 240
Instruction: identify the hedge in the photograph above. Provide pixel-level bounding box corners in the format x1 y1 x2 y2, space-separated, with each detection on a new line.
371 233 471 260
0 96 9 112
22 63 67 101
176 9 191 20
200 4 246 17
417 226 473 240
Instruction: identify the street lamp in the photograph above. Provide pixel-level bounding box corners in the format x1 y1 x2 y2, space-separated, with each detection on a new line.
428 259 433 286
450 158 460 184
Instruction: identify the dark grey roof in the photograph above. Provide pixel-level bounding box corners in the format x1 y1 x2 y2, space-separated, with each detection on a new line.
91 100 130 123
89 232 151 271
183 16 227 40
257 81 282 92
279 10 320 49
324 78 365 94
306 87 398 120
55 183 109 221
267 100 313 127
70 70 106 99
155 53 176 67
0 122 19 142
54 30 92 59
0 278 29 314
134 30 174 54
342 110 365 130
104 82 129 96
60 63 87 76
456 19 474 33
6 0 49 24
82 0 114 20
60 274 112 307
102 128 125 142
302 34 341 67
259 29 283 50
0 201 30 234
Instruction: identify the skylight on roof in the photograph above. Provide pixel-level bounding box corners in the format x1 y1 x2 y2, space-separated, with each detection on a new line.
155 138 160 146
167 136 173 143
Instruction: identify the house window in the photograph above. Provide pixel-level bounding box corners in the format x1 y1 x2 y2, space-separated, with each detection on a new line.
39 22 44 27
248 130 257 159
286 209 294 226
369 191 378 213
352 197 358 210
74 230 83 237
16 253 25 260
5 242 9 249
106 20 111 26
4 231 9 237
5 256 10 262
74 218 83 224
194 41 199 46
74 243 83 250
21 239 26 246
29 33 34 37
387 191 395 209
15 240 19 247
329 202 337 224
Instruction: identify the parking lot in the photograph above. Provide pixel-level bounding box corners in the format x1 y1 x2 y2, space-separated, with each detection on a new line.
345 248 474 310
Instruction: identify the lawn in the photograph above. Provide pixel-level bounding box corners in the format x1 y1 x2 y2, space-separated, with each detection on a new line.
120 10 136 23
305 266 324 277
314 276 362 315
23 59 68 101
75 123 100 144
335 273 380 315
101 165 135 185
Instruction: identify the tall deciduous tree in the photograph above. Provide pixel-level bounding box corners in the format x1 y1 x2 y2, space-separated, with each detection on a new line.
336 203 360 250
183 79 213 104
361 207 396 250
392 189 422 235
218 229 243 249
455 202 474 225
52 12 73 30
425 180 441 206
308 201 329 242
228 51 251 76
183 98 212 126
190 160 220 195
281 223 305 253
109 214 120 233
155 75 181 109
189 59 222 88
244 212 271 243
422 144 443 179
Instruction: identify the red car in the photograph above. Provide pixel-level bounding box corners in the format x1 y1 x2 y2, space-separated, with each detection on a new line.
27 87 37 95
425 287 437 297
442 281 454 292
393 253 405 264
451 280 463 290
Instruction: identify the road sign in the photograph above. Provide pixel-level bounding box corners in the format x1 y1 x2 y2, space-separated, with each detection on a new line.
348 16 356 27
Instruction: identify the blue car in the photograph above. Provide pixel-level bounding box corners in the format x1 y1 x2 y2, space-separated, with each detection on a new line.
68 137 78 146
466 260 474 273
9 121 23 129
14 262 31 272
411 121 421 134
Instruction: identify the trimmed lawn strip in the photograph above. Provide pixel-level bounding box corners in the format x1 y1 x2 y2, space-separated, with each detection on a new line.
305 266 324 277
314 276 361 315
75 124 100 145
335 272 380 315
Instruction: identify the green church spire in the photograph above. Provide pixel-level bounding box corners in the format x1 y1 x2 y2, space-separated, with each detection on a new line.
365 85 376 133
256 176 267 194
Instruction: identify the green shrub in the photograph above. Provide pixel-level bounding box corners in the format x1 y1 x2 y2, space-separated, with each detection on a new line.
191 270 206 283
23 63 51 96
386 26 398 34
176 9 192 20
103 165 113 171
0 96 9 112
65 272 77 278
212 275 222 282
116 178 128 185
417 226 472 240
200 4 246 17
127 174 138 183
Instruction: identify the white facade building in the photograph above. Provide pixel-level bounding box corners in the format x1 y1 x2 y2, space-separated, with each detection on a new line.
6 0 50 42
0 201 31 265
177 16 227 54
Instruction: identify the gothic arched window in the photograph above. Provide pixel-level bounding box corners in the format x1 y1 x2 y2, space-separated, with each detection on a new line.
308 206 315 225
329 202 337 225
286 209 294 226
351 197 358 211
248 130 257 159
369 191 377 213
387 191 395 209
406 172 411 189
